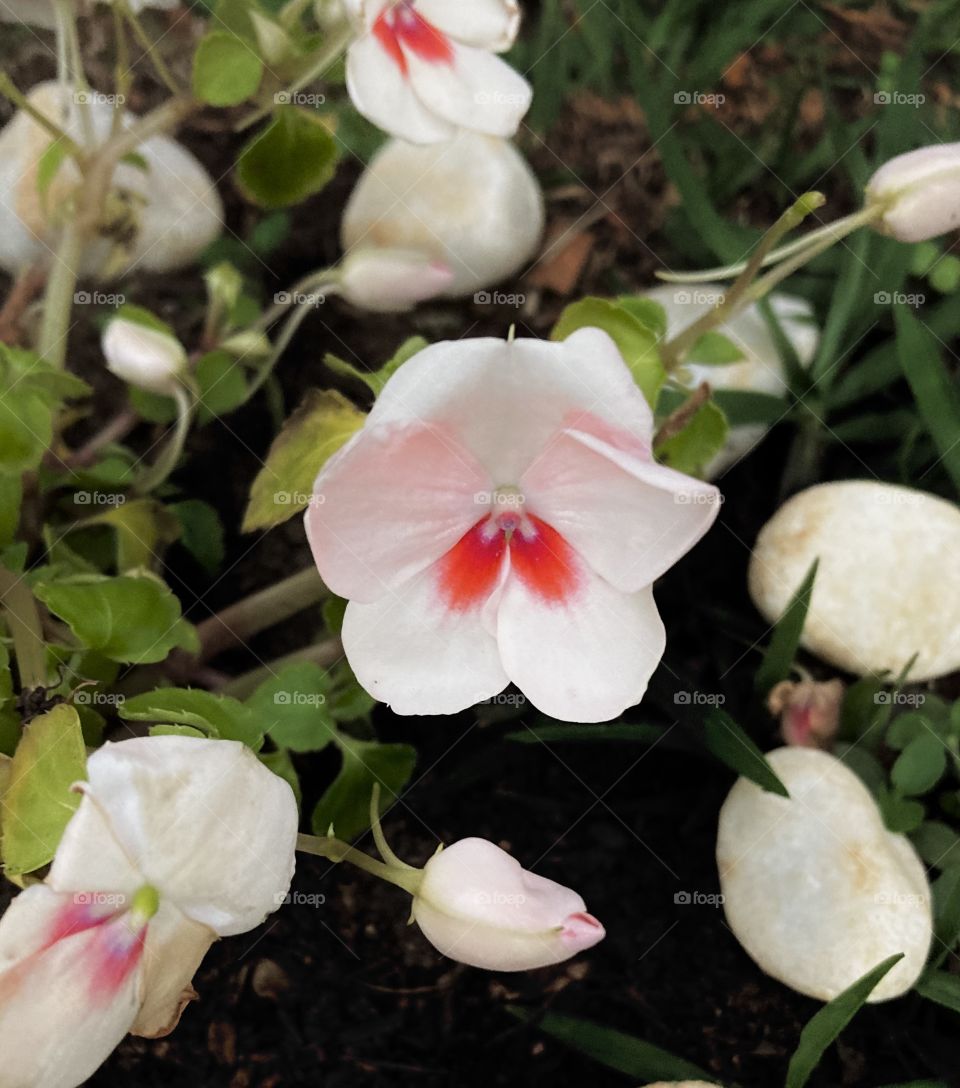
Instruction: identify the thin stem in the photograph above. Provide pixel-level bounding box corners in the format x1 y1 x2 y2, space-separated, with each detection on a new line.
296 833 423 895
0 72 83 157
369 784 417 871
194 566 328 663
121 2 183 97
68 408 139 469
133 383 194 494
253 268 338 331
55 0 96 148
110 4 131 139
37 219 83 368
0 569 48 690
235 20 355 132
653 382 711 447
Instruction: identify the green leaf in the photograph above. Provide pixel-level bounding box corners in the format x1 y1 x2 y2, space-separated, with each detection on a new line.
891 733 946 796
712 389 789 425
311 739 416 841
245 663 337 752
1 704 87 876
929 254 960 294
785 954 904 1088
687 330 745 365
754 558 818 695
242 389 365 532
34 573 198 664
236 108 339 209
877 788 925 833
0 472 21 547
195 350 249 423
90 498 182 573
912 821 960 870
193 31 264 106
932 866 960 964
617 296 667 338
915 969 960 1015
0 644 18 756
0 388 52 473
895 304 960 492
654 397 728 476
551 298 666 406
703 708 789 797
36 139 71 203
505 1009 710 1082
120 687 263 749
170 500 225 574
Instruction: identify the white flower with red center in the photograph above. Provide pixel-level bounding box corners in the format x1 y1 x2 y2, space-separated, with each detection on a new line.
305 330 721 722
0 737 298 1088
344 0 532 144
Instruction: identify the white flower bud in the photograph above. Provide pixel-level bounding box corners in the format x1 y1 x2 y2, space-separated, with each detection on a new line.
102 317 187 396
341 132 544 298
866 143 960 242
411 838 604 971
338 247 454 313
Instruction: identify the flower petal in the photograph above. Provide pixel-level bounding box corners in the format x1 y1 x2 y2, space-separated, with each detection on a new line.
413 837 604 970
346 33 457 144
307 422 492 602
405 42 531 138
131 902 216 1038
0 886 143 1088
342 546 509 715
53 737 298 937
366 330 656 483
521 427 721 593
497 561 666 722
415 0 521 51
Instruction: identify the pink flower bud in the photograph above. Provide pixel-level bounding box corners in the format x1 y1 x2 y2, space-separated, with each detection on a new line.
338 247 454 313
411 837 604 971
768 678 844 749
866 143 960 242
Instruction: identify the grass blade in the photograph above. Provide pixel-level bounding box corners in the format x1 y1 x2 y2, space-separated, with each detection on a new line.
703 708 788 797
754 558 819 695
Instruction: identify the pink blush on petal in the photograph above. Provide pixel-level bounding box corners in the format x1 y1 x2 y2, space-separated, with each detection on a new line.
560 911 605 949
87 918 147 1004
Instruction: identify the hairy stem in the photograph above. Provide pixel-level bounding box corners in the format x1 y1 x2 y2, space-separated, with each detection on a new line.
37 219 83 368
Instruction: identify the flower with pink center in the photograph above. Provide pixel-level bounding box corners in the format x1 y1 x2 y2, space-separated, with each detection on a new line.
344 0 532 144
411 837 605 970
0 737 298 1088
305 329 721 722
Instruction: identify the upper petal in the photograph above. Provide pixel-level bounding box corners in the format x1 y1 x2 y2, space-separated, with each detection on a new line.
521 427 721 592
0 886 143 1088
52 737 298 937
415 0 520 50
346 33 457 144
366 330 656 483
405 43 532 138
497 562 666 723
306 421 492 602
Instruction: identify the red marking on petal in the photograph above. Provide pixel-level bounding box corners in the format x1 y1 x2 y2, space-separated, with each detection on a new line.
46 901 113 948
87 916 148 1004
509 516 580 603
437 519 506 611
373 12 408 73
394 5 454 64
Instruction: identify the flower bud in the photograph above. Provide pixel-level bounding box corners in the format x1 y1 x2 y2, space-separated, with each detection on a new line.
866 143 960 242
338 247 454 313
767 677 844 749
102 317 187 396
411 838 604 971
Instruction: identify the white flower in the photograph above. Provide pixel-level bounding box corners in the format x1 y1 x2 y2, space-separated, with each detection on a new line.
0 0 178 29
0 81 222 280
411 838 604 971
341 131 544 298
0 737 298 1088
344 0 531 144
102 316 187 395
338 246 454 312
866 142 960 242
305 330 720 722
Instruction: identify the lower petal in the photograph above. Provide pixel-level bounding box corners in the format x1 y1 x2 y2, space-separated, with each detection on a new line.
346 35 456 144
496 567 666 723
342 556 509 715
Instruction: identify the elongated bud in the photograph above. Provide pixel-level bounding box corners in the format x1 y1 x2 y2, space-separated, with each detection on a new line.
338 247 454 313
411 838 604 971
866 143 960 242
102 317 187 396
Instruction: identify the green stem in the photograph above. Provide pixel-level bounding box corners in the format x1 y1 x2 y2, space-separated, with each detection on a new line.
133 383 194 494
120 1 183 96
55 0 96 148
235 21 355 132
0 569 48 690
37 219 83 369
296 833 423 895
194 566 328 663
0 73 83 156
